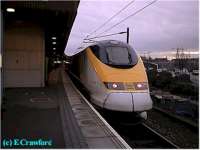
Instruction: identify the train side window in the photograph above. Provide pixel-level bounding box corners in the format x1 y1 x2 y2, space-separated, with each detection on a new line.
90 45 108 64
90 45 100 58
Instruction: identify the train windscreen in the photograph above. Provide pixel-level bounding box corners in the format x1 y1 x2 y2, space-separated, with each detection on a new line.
90 44 138 68
106 47 131 65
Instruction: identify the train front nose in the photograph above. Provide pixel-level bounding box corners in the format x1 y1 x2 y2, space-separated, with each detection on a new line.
132 92 152 111
103 92 152 112
103 93 133 112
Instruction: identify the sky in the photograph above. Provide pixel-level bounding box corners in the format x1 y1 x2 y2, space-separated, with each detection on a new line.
65 0 199 58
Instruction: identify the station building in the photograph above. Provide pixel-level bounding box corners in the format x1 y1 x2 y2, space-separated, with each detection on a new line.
1 1 79 92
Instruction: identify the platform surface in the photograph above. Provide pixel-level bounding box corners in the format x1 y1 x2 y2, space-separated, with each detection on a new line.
1 67 130 148
62 70 130 149
2 86 66 148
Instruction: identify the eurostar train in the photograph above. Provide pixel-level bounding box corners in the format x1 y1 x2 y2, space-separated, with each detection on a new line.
70 40 152 119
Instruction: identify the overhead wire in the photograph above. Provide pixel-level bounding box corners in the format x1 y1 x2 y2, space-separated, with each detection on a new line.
81 0 158 53
86 0 135 38
88 0 158 39
84 31 127 40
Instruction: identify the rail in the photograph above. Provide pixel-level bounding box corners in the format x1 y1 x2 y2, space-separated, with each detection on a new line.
153 106 198 130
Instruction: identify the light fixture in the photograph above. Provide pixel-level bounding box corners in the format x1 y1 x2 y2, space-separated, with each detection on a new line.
6 8 15 12
53 48 56 50
52 37 56 40
63 60 70 64
52 42 56 45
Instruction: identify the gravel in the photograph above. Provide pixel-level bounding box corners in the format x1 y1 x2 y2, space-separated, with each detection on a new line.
145 109 199 148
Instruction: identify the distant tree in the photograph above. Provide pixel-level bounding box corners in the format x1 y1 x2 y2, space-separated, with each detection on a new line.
154 71 173 89
175 74 191 82
146 70 157 86
169 82 198 99
147 70 198 100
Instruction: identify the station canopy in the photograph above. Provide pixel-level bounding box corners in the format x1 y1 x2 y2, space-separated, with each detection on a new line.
2 1 79 59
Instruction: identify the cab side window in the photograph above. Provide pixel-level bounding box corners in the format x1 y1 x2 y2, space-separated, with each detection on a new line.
90 45 100 58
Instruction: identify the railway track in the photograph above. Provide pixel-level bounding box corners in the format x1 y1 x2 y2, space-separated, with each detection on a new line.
68 72 179 148
145 108 199 148
141 123 179 148
115 123 179 148
98 110 179 148
153 106 198 130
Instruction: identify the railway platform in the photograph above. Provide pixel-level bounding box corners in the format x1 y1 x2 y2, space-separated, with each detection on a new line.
1 67 130 149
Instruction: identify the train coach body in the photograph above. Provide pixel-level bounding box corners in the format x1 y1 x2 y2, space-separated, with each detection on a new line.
70 40 152 113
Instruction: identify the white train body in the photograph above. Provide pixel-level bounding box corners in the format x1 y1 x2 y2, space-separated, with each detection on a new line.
70 40 152 114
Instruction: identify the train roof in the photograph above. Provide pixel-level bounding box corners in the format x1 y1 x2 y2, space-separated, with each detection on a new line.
92 40 131 48
69 40 133 56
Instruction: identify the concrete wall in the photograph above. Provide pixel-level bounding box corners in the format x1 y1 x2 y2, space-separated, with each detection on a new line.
3 23 45 87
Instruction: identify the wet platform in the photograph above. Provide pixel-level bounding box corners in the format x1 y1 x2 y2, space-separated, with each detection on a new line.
1 67 130 148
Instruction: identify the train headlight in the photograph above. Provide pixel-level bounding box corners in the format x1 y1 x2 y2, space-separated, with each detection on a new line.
136 83 142 88
135 82 148 90
112 83 118 88
104 82 125 90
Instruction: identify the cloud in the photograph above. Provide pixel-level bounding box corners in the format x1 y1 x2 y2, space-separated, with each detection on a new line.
65 0 199 55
